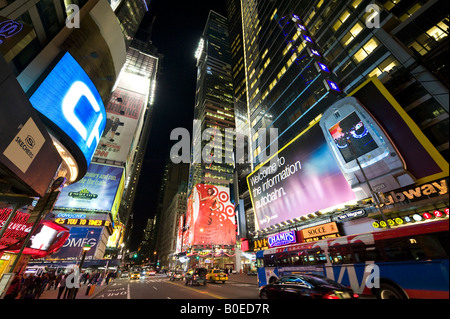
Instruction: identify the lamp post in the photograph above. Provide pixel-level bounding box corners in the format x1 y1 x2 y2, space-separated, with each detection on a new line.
79 244 91 270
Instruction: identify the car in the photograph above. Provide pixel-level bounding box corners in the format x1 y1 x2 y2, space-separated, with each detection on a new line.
120 271 129 278
259 274 359 299
206 269 228 283
147 270 156 276
170 270 184 281
185 268 207 286
130 271 141 280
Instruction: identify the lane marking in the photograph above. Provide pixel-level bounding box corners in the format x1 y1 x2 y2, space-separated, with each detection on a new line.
127 284 130 299
165 280 226 299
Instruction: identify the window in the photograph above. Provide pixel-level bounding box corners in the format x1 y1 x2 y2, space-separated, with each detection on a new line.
367 55 400 78
263 254 276 267
383 0 401 11
329 246 353 264
352 37 380 63
341 22 364 47
333 10 351 31
399 3 422 22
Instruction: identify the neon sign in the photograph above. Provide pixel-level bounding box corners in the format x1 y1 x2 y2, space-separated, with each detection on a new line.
0 19 23 45
29 52 106 168
268 230 297 248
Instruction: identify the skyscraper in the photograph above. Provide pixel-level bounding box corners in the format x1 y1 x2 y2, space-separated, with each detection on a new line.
188 10 235 192
226 0 448 247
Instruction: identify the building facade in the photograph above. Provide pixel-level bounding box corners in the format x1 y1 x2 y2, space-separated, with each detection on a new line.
226 0 448 260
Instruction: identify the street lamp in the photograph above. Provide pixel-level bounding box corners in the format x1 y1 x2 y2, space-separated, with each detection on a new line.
79 244 91 270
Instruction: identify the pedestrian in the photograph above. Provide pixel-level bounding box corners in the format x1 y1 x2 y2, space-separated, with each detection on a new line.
48 273 55 290
21 273 35 299
84 272 90 285
33 274 43 299
57 274 68 299
4 275 21 299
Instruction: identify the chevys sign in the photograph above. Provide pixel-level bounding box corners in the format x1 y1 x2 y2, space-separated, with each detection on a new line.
268 230 297 248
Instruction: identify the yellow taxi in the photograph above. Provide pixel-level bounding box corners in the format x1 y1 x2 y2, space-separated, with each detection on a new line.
206 269 228 284
130 271 141 280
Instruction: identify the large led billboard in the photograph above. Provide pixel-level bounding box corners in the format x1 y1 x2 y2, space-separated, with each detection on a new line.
188 184 236 246
29 52 106 175
47 227 102 261
247 121 357 230
54 163 124 213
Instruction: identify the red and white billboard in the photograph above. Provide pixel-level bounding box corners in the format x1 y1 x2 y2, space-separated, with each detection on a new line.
188 184 236 246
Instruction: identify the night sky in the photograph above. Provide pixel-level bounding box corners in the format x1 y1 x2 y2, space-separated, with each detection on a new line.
130 0 227 250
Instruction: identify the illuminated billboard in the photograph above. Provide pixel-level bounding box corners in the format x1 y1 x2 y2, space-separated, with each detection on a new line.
47 227 102 261
94 87 146 163
29 52 106 174
189 184 236 246
247 121 357 230
349 78 448 184
54 163 124 213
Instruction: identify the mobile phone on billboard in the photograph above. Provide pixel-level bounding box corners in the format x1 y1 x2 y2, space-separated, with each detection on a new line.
320 97 415 199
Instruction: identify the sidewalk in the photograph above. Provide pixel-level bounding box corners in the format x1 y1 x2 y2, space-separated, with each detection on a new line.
38 282 109 300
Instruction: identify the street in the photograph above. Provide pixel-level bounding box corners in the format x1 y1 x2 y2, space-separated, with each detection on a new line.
94 275 259 299
38 274 260 300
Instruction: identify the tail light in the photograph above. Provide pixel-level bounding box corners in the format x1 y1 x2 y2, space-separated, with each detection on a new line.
323 292 340 299
353 293 359 298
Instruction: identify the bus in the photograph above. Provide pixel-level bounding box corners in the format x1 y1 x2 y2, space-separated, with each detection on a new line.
256 219 449 299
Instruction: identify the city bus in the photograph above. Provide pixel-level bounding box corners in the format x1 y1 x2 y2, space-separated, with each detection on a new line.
256 219 449 299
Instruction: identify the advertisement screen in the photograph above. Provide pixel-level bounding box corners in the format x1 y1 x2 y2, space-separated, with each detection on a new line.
47 227 102 261
190 184 236 246
28 224 58 251
350 78 447 183
29 52 106 168
328 112 378 163
54 163 124 212
247 122 357 230
94 85 146 163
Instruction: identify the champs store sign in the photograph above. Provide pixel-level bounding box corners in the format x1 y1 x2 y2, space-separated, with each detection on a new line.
377 178 448 206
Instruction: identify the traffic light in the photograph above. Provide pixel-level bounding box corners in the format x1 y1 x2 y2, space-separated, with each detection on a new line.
195 256 199 260
133 254 138 258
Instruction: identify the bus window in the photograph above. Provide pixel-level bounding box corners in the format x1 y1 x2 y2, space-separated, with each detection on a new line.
291 252 303 266
417 232 449 259
382 238 416 261
329 246 353 264
276 253 291 267
257 257 264 268
264 254 276 267
305 249 326 265
352 243 384 263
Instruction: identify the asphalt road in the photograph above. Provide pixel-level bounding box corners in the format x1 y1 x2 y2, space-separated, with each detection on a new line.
93 275 260 299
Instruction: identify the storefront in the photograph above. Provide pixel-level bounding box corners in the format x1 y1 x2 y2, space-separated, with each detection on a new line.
335 178 449 234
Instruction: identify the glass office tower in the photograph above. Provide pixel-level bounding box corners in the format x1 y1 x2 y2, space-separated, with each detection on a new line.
227 0 448 238
189 10 235 191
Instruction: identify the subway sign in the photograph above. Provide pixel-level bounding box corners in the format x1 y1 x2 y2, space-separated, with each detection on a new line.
29 52 106 175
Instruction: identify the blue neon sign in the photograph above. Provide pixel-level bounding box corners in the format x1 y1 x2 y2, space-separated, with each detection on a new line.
29 52 106 167
316 61 331 73
325 79 342 93
303 35 314 43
